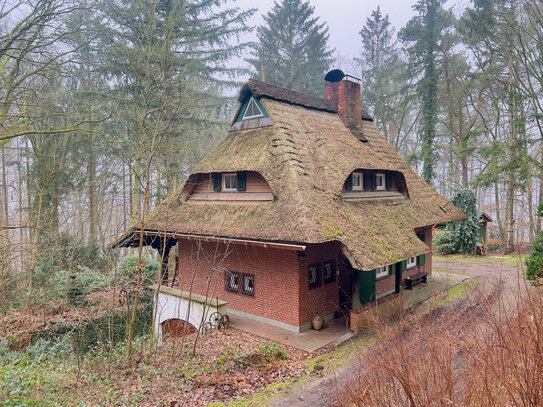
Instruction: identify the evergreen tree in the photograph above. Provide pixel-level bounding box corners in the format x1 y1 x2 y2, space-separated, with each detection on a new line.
358 7 414 150
435 188 480 255
400 0 453 185
248 0 334 96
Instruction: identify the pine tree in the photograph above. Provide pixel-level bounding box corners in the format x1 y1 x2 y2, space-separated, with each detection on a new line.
358 7 413 150
248 0 334 97
400 0 453 185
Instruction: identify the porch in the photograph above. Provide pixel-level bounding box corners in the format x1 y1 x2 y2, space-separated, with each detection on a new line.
229 312 353 353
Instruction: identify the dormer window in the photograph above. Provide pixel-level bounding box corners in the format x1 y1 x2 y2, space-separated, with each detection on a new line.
222 173 238 191
343 170 407 199
230 95 272 131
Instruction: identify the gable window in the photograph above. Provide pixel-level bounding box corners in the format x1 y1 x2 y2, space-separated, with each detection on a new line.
308 264 321 289
242 97 264 120
323 260 336 283
222 173 237 191
376 265 392 279
376 173 385 190
352 172 363 190
406 257 417 269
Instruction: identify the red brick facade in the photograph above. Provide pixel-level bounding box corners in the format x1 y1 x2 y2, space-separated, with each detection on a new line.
175 227 433 331
176 240 342 329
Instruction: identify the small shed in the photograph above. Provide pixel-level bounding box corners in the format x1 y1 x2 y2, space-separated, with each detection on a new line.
477 212 493 255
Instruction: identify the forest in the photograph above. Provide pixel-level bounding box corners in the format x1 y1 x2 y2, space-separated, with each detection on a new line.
1 0 543 405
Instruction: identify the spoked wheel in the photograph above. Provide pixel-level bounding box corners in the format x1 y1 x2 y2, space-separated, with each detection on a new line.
201 322 213 334
209 312 222 328
219 314 230 330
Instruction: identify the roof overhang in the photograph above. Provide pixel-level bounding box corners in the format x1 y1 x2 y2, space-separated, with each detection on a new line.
109 229 306 252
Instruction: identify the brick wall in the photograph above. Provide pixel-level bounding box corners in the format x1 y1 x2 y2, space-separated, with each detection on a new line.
376 274 395 298
176 239 301 327
298 242 341 326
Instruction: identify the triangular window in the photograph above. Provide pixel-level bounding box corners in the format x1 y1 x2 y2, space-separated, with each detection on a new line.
241 97 265 120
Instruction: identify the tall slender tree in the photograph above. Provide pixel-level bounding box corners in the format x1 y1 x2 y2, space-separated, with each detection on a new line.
400 0 453 185
358 7 416 152
248 0 334 96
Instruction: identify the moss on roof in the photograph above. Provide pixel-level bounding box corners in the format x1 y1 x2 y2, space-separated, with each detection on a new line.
111 83 465 271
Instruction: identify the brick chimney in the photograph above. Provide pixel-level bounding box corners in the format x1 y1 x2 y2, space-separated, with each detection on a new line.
324 70 362 132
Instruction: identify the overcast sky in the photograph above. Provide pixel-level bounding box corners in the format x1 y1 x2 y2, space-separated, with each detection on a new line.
233 0 466 76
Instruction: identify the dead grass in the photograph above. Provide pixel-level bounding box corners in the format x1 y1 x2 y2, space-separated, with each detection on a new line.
335 282 543 406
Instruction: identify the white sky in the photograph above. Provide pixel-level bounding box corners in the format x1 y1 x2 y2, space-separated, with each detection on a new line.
232 0 465 76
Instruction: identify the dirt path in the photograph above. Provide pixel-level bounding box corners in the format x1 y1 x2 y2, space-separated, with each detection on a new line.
266 257 522 407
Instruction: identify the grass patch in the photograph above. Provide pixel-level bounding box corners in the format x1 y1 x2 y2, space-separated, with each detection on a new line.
433 268 470 276
432 279 477 307
433 254 526 267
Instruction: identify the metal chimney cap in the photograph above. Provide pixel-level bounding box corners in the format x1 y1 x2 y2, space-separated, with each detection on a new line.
324 69 345 82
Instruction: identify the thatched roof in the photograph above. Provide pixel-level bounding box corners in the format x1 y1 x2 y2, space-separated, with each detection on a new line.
111 80 465 270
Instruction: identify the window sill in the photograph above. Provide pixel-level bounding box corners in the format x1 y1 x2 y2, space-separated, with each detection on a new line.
189 192 273 201
341 191 404 199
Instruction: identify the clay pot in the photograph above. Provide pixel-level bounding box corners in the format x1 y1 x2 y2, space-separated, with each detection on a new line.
312 313 324 331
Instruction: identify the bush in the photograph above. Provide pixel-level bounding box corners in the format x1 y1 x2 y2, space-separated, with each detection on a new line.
114 255 160 287
52 266 112 304
525 231 543 283
433 230 457 255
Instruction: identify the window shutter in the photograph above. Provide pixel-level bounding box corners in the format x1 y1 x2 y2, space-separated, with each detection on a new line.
364 173 371 190
401 260 407 271
371 173 377 190
236 171 246 191
419 254 426 266
212 173 221 191
345 174 353 190
386 173 393 190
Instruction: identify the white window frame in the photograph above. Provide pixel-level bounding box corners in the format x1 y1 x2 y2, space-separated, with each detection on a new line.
352 172 363 190
376 265 392 279
406 257 417 269
222 173 237 191
242 97 264 120
376 173 386 190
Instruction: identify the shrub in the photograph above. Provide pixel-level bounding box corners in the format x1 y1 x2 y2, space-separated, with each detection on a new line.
525 231 543 283
114 255 160 287
433 230 457 255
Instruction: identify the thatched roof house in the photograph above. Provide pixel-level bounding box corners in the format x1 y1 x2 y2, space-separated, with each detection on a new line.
111 71 465 334
112 77 464 271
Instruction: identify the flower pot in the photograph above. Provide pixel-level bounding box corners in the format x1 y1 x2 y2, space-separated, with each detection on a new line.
312 313 324 331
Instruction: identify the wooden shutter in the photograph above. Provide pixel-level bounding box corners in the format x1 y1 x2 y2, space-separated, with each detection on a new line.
419 254 426 266
212 173 221 191
345 174 353 190
386 173 393 190
236 171 246 191
363 173 372 190
400 260 407 271
371 173 377 190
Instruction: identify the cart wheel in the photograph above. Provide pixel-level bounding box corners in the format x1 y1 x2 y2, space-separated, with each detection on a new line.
219 314 230 330
209 312 222 328
201 322 213 334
